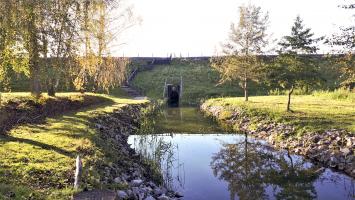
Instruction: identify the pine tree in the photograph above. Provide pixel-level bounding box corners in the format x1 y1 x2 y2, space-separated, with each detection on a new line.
266 16 322 111
279 16 320 54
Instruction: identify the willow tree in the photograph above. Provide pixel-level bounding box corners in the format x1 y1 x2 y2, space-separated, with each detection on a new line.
16 0 49 98
42 0 81 96
0 1 22 91
211 4 270 101
74 0 137 93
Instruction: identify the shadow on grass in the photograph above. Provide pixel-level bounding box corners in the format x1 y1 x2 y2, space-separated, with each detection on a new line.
0 135 74 158
0 94 115 135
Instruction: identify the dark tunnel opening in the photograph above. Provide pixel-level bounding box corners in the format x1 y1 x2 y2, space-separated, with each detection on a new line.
167 85 180 107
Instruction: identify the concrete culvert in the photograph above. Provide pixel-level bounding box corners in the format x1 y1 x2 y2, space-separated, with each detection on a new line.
167 85 180 107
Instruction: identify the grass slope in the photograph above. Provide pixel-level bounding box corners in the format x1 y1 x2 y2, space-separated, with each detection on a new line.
203 91 355 134
131 60 266 105
0 92 147 199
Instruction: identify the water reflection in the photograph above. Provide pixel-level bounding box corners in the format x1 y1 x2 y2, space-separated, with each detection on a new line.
129 107 355 200
211 134 321 200
141 107 225 134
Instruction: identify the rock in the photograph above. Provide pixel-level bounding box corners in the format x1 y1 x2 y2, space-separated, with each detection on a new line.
157 195 170 200
117 190 128 199
131 179 144 187
126 190 133 197
329 157 338 168
174 191 184 198
340 148 351 156
145 196 156 200
315 167 325 173
141 186 153 193
346 138 353 147
114 177 122 183
132 187 140 195
147 181 157 188
95 123 104 129
154 187 167 196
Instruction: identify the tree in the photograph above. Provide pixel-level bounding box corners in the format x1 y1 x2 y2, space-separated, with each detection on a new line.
210 137 321 199
18 0 47 98
326 2 355 88
211 139 270 199
42 0 81 96
0 1 29 92
266 16 322 111
211 4 270 101
0 0 136 95
73 0 138 93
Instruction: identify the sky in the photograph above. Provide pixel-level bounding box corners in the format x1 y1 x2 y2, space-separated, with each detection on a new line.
112 0 354 57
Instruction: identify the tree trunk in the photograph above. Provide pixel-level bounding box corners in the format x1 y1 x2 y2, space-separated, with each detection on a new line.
28 7 41 98
287 85 294 112
244 77 248 101
47 78 56 97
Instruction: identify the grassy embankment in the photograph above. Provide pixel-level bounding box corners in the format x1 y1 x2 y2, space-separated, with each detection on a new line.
203 90 355 135
131 59 267 105
0 91 147 199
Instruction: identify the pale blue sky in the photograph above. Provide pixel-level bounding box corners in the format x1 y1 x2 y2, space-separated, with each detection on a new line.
112 0 354 57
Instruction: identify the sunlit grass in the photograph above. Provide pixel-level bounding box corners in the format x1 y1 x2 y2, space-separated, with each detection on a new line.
204 94 355 134
132 60 265 105
0 91 148 199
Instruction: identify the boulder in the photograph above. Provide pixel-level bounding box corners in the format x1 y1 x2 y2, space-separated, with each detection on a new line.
117 190 128 199
144 196 156 200
131 179 144 187
340 148 351 156
157 195 170 200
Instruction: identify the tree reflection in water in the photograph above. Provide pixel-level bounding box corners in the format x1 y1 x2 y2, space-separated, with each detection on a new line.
210 133 322 200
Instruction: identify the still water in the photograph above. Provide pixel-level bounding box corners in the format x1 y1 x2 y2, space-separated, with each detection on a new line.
128 107 354 200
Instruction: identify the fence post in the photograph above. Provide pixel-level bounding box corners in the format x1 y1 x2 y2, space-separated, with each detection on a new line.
74 155 82 189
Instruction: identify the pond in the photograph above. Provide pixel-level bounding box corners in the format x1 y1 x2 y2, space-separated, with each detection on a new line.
128 107 355 200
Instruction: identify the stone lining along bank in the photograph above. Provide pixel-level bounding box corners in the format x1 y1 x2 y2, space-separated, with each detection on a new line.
75 104 181 200
200 103 355 179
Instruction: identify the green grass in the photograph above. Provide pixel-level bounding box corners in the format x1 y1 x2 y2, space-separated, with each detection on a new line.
0 91 148 199
204 92 355 134
131 59 267 105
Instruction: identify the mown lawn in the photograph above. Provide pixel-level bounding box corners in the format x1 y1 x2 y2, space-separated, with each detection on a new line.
204 91 355 134
0 92 147 199
132 60 266 105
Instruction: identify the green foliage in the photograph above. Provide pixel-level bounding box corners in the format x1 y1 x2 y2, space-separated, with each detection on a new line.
266 54 321 91
0 0 135 96
278 16 322 54
264 16 323 111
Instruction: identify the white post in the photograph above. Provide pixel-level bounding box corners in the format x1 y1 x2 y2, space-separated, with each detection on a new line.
74 155 82 189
